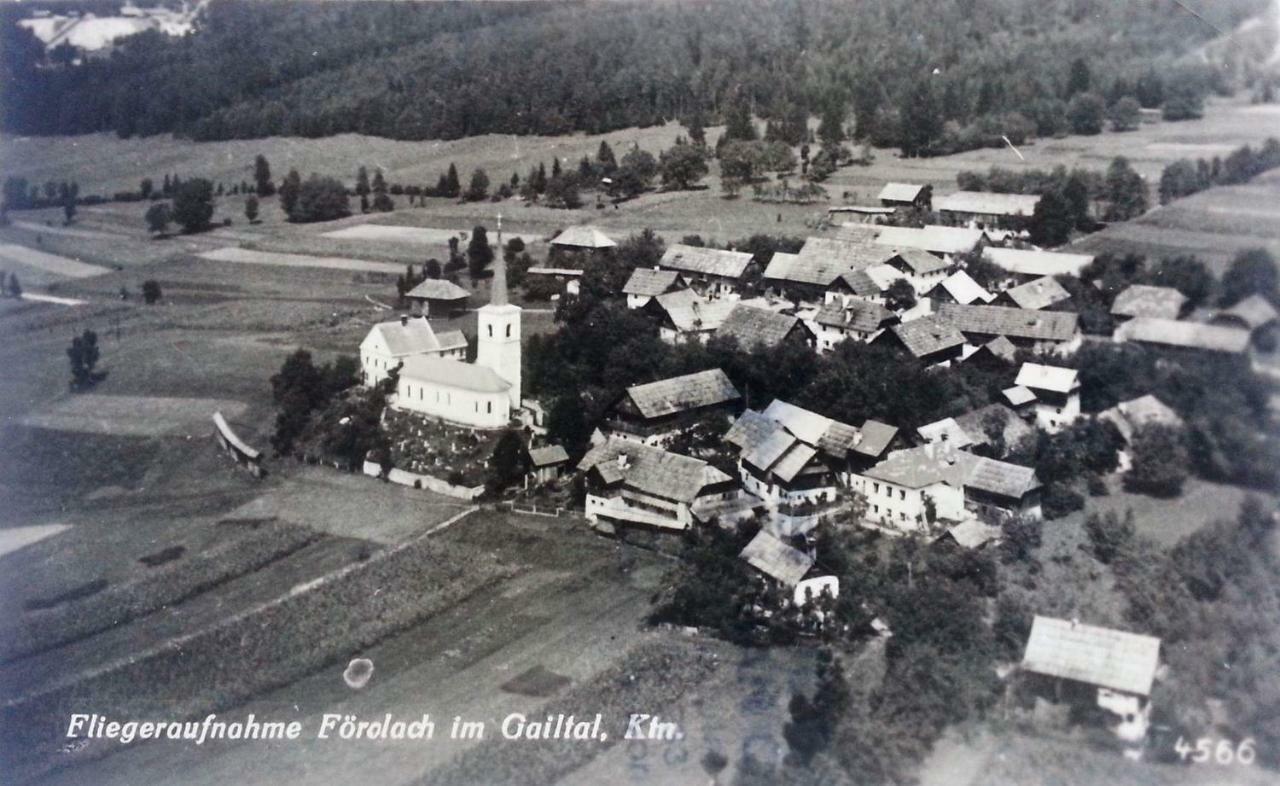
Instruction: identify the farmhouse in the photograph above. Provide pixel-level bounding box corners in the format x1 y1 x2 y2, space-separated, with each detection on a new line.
1014 362 1080 433
657 244 756 299
578 437 740 532
812 298 897 352
526 444 570 487
716 304 815 351
936 191 1040 228
873 225 988 259
1113 317 1251 355
877 182 931 210
360 315 467 387
983 247 1093 285
549 225 616 252
405 278 470 317
916 403 1033 457
1000 276 1071 311
825 266 898 308
878 315 967 366
645 289 736 344
765 238 894 302
883 247 953 293
390 250 522 429
600 368 742 446
935 270 996 306
739 530 814 588
936 302 1081 355
623 267 686 309
1021 616 1161 745
1098 394 1184 470
1110 284 1187 321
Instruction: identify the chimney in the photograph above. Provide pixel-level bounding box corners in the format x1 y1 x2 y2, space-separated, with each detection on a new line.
400 315 408 326
616 453 629 470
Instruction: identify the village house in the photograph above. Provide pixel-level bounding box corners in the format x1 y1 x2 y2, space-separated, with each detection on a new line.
933 270 996 306
765 237 895 303
936 302 1082 355
1098 394 1185 471
1020 615 1161 751
877 182 932 211
852 442 1042 534
876 315 968 366
599 368 742 446
915 403 1033 458
983 247 1093 285
999 276 1071 311
623 267 686 309
716 303 816 351
525 444 570 487
1209 294 1279 343
657 244 757 300
359 314 467 387
405 278 470 317
1110 284 1187 322
811 298 897 352
872 224 989 260
1113 317 1251 355
524 266 583 298
739 530 814 588
578 437 741 532
824 265 900 308
645 288 736 344
935 191 1040 229
549 224 616 253
883 247 953 294
1014 362 1081 433
963 335 1019 368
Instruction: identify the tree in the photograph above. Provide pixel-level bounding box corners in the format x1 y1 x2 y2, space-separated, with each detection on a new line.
371 169 394 212
465 168 490 202
1067 92 1105 135
596 140 618 176
1159 159 1205 204
817 101 846 145
659 143 709 190
140 178 153 199
719 141 766 196
1084 509 1135 563
355 166 371 198
544 173 582 208
1104 157 1148 221
172 178 215 233
1147 255 1212 308
67 329 100 390
7 273 21 299
443 163 461 199
885 278 916 311
254 154 274 196
279 169 302 216
145 202 171 236
467 225 494 281
488 429 527 493
1125 423 1188 497
62 196 75 225
1029 188 1073 246
1108 96 1141 132
424 258 442 279
900 80 943 157
142 279 162 304
1065 57 1092 97
722 101 757 143
288 175 351 223
1162 81 1204 121
611 146 657 198
547 393 592 456
1219 249 1278 307
244 194 259 223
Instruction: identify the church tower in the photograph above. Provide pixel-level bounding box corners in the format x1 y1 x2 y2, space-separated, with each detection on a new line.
475 216 522 410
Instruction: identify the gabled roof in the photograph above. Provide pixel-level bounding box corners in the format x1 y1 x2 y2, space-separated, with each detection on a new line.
578 437 731 503
855 420 899 458
874 225 986 256
937 302 1079 342
939 270 996 305
528 445 570 467
659 244 754 279
1005 276 1071 311
1111 285 1187 320
963 453 1040 498
1214 294 1278 331
1015 362 1079 394
653 289 736 332
953 403 1034 451
863 444 1039 498
814 299 896 333
984 247 1093 278
623 267 684 297
624 369 741 420
878 182 926 203
1114 317 1250 354
434 330 468 352
764 400 841 447
399 355 511 394
890 248 951 276
975 335 1018 363
916 417 974 448
936 191 1040 217
550 225 616 249
717 304 809 349
831 268 884 297
888 315 967 358
364 317 458 357
730 400 877 466
740 530 814 587
765 238 893 287
1098 395 1184 443
724 409 779 452
947 519 1003 549
1022 615 1161 696
406 278 470 301
1003 385 1037 407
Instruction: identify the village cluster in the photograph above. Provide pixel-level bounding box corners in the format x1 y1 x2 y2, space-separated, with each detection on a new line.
351 183 1276 758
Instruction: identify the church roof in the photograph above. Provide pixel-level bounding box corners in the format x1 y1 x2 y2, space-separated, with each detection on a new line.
365 317 457 357
399 355 511 394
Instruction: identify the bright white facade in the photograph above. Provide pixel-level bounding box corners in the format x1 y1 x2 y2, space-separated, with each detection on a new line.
360 316 466 387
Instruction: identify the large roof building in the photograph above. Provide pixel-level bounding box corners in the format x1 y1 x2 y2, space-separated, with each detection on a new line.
1114 317 1251 355
1022 616 1161 697
1111 285 1187 321
549 225 617 250
603 369 742 445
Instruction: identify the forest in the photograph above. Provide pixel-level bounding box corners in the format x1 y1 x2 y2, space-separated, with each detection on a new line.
1 0 1266 152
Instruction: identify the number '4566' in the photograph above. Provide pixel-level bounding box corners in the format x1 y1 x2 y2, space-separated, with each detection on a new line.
1173 736 1256 765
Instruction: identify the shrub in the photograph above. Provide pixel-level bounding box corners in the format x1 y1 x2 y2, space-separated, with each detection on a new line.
1124 423 1188 497
1085 509 1135 563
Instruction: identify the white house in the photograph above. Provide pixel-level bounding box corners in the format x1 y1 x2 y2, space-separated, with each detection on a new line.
1014 362 1080 433
623 267 686 309
359 315 467 387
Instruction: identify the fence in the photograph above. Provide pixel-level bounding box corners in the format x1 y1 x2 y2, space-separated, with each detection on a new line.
361 460 485 501
212 411 264 478
493 501 583 519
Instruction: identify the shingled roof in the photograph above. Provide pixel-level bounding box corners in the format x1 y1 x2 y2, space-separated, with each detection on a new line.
831 268 885 297
939 270 995 305
364 317 465 357
765 237 893 286
399 355 511 394
578 437 731 503
890 248 951 275
1022 616 1161 696
937 302 1079 342
405 279 470 301
717 304 809 348
527 444 570 467
624 369 741 420
863 444 1039 499
814 299 895 333
1111 285 1187 320
878 182 926 203
1005 276 1071 311
1114 317 1250 354
1098 394 1184 443
936 191 1040 217
653 289 736 332
740 530 814 587
623 267 684 297
889 315 967 358
550 225 616 249
659 244 754 279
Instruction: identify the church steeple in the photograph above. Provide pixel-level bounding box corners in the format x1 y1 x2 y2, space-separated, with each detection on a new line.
490 213 507 307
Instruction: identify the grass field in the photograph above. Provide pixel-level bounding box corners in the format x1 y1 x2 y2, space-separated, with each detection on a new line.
20 394 247 437
198 245 407 274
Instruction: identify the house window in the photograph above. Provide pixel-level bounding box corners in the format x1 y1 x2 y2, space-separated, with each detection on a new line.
488 325 493 337
487 401 492 414
900 489 905 500
873 483 879 494
506 324 512 338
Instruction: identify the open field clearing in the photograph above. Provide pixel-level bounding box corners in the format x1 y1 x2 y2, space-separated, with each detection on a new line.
0 524 70 560
197 246 406 275
20 394 247 438
323 223 536 248
0 242 111 278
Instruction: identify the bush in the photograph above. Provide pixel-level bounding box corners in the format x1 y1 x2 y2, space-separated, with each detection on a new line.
1124 424 1188 497
1041 483 1084 519
141 280 162 304
1085 509 1135 563
288 175 351 223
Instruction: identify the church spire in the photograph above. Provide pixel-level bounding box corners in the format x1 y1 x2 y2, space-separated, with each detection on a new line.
490 213 507 307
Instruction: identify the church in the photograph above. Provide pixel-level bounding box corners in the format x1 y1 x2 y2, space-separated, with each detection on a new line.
363 223 522 430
